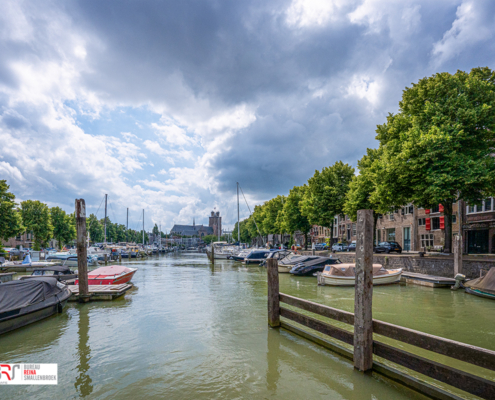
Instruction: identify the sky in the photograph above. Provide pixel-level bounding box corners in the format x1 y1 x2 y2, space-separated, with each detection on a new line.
1 0 494 232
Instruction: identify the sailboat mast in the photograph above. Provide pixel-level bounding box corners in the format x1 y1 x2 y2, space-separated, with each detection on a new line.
126 207 129 243
142 209 145 245
104 194 108 244
237 182 240 244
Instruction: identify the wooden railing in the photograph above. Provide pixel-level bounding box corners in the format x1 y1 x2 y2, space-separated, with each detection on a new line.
266 210 495 400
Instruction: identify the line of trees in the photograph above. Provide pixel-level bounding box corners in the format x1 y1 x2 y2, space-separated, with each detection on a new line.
0 181 148 250
233 67 495 253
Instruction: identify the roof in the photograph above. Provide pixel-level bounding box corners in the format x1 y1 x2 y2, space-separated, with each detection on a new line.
170 224 214 236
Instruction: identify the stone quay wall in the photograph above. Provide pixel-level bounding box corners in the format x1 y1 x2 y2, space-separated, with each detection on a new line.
302 251 495 279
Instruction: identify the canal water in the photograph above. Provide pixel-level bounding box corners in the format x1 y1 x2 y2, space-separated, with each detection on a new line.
1 253 494 399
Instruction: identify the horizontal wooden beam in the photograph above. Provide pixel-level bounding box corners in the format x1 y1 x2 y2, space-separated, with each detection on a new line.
374 342 495 400
373 319 495 372
280 293 354 325
280 307 353 346
281 321 464 400
280 292 495 372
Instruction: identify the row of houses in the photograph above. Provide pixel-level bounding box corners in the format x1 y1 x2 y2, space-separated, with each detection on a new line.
310 198 495 254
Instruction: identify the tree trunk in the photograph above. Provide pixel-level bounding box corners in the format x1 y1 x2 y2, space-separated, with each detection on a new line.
443 202 453 253
304 231 308 250
330 221 334 246
372 213 378 246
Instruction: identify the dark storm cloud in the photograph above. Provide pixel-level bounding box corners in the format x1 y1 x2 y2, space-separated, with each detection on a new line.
2 0 495 216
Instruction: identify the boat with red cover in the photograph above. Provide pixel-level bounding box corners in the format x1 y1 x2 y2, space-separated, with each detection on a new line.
75 265 137 285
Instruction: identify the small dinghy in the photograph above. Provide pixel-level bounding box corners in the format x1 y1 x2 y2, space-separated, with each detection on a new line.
317 264 402 286
75 265 137 285
464 267 495 300
0 277 72 335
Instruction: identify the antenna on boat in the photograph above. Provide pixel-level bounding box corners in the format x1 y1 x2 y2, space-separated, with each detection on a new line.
104 194 108 244
237 182 240 245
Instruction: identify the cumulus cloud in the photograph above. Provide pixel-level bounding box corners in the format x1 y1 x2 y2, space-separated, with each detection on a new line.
0 0 494 230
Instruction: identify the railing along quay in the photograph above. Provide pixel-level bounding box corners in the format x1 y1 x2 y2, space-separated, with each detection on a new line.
267 210 495 400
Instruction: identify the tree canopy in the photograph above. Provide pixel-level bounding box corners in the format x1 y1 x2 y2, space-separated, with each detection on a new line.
51 207 76 249
0 180 24 243
21 200 53 250
301 161 354 238
372 67 495 252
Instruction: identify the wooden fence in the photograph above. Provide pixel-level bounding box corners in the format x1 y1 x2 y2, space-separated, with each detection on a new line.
267 210 495 400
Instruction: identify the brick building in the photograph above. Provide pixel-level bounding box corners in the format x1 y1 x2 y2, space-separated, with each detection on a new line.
2 231 34 249
464 197 495 253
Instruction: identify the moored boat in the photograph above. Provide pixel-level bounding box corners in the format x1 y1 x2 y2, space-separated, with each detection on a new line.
317 264 402 286
0 277 72 335
20 266 77 282
464 267 495 300
75 265 137 285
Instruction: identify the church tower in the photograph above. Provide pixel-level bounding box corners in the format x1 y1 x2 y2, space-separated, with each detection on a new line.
209 210 222 238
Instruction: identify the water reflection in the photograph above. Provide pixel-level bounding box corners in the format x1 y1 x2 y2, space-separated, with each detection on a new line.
266 328 281 392
75 305 93 397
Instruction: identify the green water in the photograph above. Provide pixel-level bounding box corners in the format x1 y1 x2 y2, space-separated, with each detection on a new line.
1 254 494 399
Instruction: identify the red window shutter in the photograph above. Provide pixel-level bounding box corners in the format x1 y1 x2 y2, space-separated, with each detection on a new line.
439 204 444 212
425 209 430 214
440 217 445 229
425 218 431 231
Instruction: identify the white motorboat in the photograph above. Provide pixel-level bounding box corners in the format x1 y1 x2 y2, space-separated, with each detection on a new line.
317 264 402 286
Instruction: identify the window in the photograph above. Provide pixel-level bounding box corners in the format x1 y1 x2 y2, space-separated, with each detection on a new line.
452 215 457 224
432 217 440 230
421 234 434 248
389 213 394 221
418 218 425 226
352 223 356 236
431 205 439 213
409 205 414 214
485 198 492 211
386 228 395 241
16 234 22 240
468 205 474 213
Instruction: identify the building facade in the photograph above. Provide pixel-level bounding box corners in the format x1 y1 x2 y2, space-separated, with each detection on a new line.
209 211 222 237
464 197 495 254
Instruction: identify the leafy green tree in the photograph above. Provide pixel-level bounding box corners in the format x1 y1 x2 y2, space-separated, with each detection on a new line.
301 161 354 243
21 200 53 250
152 224 159 236
233 219 252 243
0 180 24 244
51 207 76 249
88 214 104 243
373 67 495 252
344 148 389 240
281 185 312 249
261 195 286 235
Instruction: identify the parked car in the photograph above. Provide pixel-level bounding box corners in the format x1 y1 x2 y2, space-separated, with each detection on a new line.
346 241 356 252
314 243 327 250
374 241 402 254
332 243 348 252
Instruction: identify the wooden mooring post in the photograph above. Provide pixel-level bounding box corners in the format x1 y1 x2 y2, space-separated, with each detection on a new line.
454 234 462 275
267 258 280 328
354 209 374 372
76 199 89 303
104 253 108 265
210 246 215 265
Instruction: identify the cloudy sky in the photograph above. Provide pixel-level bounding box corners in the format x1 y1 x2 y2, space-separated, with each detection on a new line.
1 0 494 232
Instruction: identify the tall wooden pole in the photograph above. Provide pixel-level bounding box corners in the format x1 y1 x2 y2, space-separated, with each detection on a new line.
454 234 463 275
354 209 373 372
76 199 89 303
267 258 280 328
104 194 107 244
